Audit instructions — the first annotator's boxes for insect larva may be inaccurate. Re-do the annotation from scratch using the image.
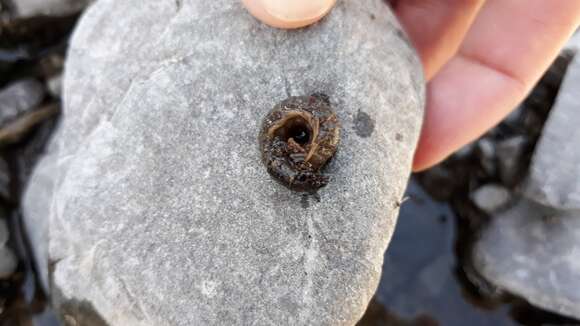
[259,94,340,192]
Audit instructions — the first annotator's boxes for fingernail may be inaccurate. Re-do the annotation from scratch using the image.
[242,0,336,29]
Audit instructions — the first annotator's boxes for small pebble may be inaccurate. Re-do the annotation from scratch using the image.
[471,184,512,215]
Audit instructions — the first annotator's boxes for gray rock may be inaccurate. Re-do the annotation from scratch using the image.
[470,184,511,215]
[0,246,17,279]
[13,0,93,17]
[496,136,528,187]
[566,31,580,52]
[0,79,45,128]
[23,0,424,325]
[524,55,580,209]
[473,198,580,319]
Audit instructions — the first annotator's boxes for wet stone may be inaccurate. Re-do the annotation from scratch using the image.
[474,198,580,320]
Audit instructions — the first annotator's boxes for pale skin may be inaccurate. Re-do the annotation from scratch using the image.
[242,0,580,171]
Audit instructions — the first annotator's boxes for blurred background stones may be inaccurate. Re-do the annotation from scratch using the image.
[0,0,72,324]
[9,0,92,18]
[0,79,44,127]
[473,52,580,320]
[415,43,580,323]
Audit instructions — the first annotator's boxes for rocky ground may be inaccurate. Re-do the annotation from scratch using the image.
[1,0,580,325]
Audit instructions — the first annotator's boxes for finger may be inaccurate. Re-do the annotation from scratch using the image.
[393,0,485,80]
[241,0,336,29]
[413,0,580,171]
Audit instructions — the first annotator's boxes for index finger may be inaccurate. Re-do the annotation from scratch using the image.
[413,0,580,171]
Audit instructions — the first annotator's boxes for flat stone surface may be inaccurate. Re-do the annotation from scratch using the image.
[12,0,93,17]
[524,54,580,209]
[0,79,44,127]
[474,198,580,319]
[23,0,424,325]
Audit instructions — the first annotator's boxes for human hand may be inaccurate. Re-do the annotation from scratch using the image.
[242,0,580,171]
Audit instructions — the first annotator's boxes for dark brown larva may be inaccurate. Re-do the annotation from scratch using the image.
[259,94,340,192]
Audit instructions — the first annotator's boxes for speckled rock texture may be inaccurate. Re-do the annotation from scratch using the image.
[22,0,425,325]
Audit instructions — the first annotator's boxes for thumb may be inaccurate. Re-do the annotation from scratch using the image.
[242,0,337,29]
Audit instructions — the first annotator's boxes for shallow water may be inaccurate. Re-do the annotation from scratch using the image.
[358,179,517,326]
